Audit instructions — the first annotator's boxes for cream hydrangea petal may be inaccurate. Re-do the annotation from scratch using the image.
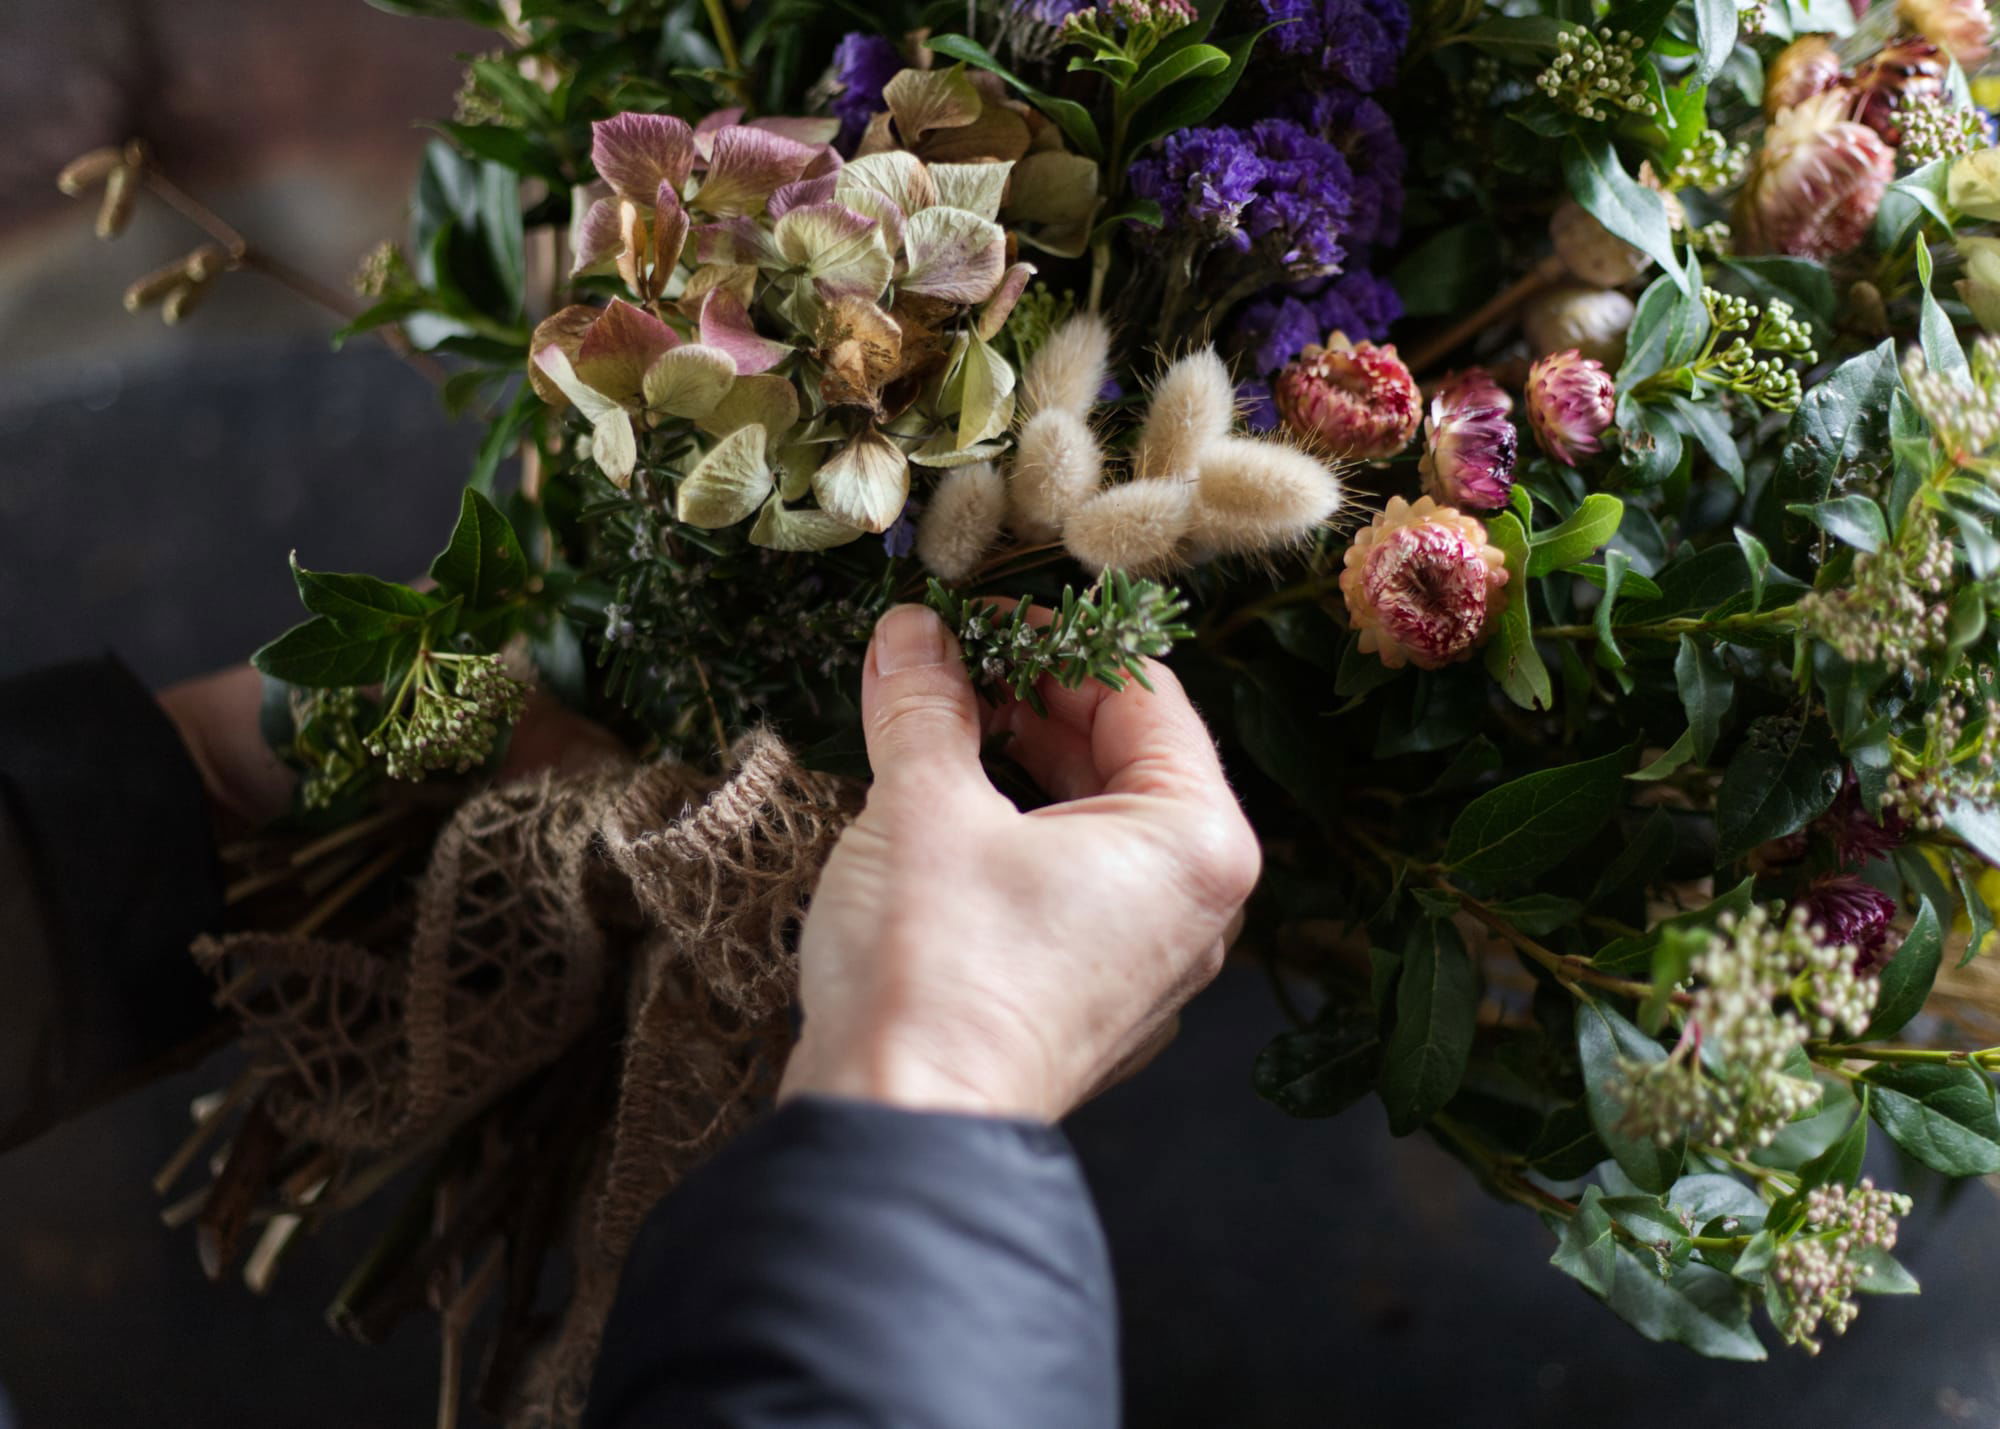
[675,422,771,528]
[928,161,1014,222]
[695,126,820,216]
[749,496,865,551]
[900,206,1007,304]
[642,343,737,418]
[812,429,909,532]
[835,151,937,219]
[698,373,802,440]
[533,345,638,487]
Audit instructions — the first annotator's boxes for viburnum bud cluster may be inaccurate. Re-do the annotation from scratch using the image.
[1774,1180,1914,1354]
[1419,369,1518,511]
[1617,906,1877,1157]
[364,650,529,782]
[1885,660,2000,829]
[1524,349,1615,465]
[1340,496,1510,670]
[1535,30,1660,122]
[1275,333,1422,460]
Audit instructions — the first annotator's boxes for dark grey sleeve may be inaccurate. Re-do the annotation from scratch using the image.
[0,657,223,1150]
[585,1096,1121,1429]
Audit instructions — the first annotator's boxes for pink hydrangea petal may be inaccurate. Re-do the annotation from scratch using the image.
[653,180,691,275]
[801,143,844,181]
[750,115,843,147]
[570,196,624,275]
[976,261,1036,342]
[696,127,821,216]
[700,286,793,375]
[769,173,840,220]
[694,215,783,268]
[591,113,697,203]
[573,297,681,401]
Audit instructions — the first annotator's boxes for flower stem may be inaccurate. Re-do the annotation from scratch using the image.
[1535,604,1800,642]
[1810,1041,2000,1067]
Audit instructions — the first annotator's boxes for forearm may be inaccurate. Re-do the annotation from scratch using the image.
[0,657,224,1149]
[585,1097,1120,1429]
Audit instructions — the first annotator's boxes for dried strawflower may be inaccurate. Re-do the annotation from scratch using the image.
[1340,496,1508,670]
[917,463,1008,582]
[1524,349,1615,465]
[1022,311,1112,418]
[1798,874,1900,973]
[1062,480,1193,575]
[1274,332,1421,459]
[1190,437,1343,554]
[1549,199,1650,287]
[1849,37,1948,146]
[1899,0,1992,68]
[1419,370,1518,511]
[1134,349,1236,481]
[1765,35,1843,119]
[1521,284,1636,366]
[1736,91,1894,261]
[1007,407,1104,541]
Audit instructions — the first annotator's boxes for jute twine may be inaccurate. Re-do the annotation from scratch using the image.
[191,730,861,1428]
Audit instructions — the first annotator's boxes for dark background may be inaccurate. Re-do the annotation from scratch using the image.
[2,3,1999,1424]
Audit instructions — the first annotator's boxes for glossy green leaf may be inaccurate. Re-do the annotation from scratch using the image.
[1713,715,1842,864]
[1867,899,1945,1038]
[1578,1001,1684,1193]
[1528,493,1625,576]
[1378,919,1478,1135]
[1864,1063,2000,1176]
[430,488,528,612]
[1444,748,1628,888]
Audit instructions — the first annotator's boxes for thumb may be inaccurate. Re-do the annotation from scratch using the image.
[861,604,986,795]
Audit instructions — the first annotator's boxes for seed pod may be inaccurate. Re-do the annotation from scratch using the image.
[57,146,123,196]
[1007,407,1102,541]
[917,463,1008,583]
[1021,312,1110,419]
[1133,347,1235,481]
[1062,480,1192,576]
[1190,437,1342,555]
[1521,283,1636,366]
[163,275,214,325]
[125,259,192,313]
[96,162,137,239]
[1549,199,1650,287]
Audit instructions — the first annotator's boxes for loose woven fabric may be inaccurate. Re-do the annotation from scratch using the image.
[193,733,860,1429]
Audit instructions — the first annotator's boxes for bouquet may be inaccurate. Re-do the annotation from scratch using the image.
[57,0,2000,1416]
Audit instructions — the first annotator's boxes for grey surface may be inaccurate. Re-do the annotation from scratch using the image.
[1,340,1998,1427]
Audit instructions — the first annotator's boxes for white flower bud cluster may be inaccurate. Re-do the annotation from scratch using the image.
[1885,660,2000,828]
[1536,31,1660,122]
[1801,513,1954,680]
[1669,131,1752,191]
[1895,93,1987,168]
[1905,338,2000,480]
[1701,293,1815,411]
[1774,1178,1914,1353]
[365,651,528,782]
[1617,907,1875,1156]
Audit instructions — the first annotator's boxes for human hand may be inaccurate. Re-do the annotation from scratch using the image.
[779,603,1262,1123]
[158,664,621,836]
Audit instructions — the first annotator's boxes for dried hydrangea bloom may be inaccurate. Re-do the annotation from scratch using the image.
[1524,349,1615,466]
[1763,34,1842,120]
[1273,332,1421,459]
[1899,0,1992,67]
[1340,495,1509,670]
[1418,369,1517,511]
[1735,91,1893,261]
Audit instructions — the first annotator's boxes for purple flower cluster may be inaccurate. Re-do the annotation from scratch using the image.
[1259,0,1410,91]
[829,32,902,149]
[1127,118,1355,272]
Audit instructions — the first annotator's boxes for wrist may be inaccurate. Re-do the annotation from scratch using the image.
[778,1027,1052,1122]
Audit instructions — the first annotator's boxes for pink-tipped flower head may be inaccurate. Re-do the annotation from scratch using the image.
[1341,496,1510,670]
[1525,349,1615,466]
[1275,332,1422,460]
[1818,770,1911,867]
[1850,37,1950,146]
[1419,369,1519,511]
[1764,35,1843,120]
[1797,874,1900,976]
[1736,91,1894,261]
[1899,0,1992,68]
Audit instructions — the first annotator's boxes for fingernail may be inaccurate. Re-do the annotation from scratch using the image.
[874,604,948,675]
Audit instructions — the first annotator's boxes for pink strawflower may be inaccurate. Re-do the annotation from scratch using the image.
[1819,771,1910,867]
[1798,874,1900,975]
[1341,495,1510,670]
[1525,349,1615,466]
[1275,332,1422,460]
[1419,369,1518,511]
[1736,91,1893,261]
[1899,0,1992,68]
[1764,35,1842,120]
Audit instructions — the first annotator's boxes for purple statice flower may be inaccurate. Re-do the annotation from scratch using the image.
[1260,0,1410,92]
[1231,272,1403,383]
[1243,118,1353,272]
[1299,90,1405,248]
[882,499,920,558]
[1313,269,1402,340]
[1128,126,1268,253]
[1237,377,1280,432]
[829,33,902,150]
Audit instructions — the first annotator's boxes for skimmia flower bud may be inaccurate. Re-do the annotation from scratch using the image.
[1899,0,1992,68]
[1419,370,1518,511]
[1274,332,1421,459]
[1798,874,1900,974]
[1736,92,1893,261]
[1340,496,1509,670]
[1764,35,1842,120]
[1849,37,1949,146]
[1524,349,1615,465]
